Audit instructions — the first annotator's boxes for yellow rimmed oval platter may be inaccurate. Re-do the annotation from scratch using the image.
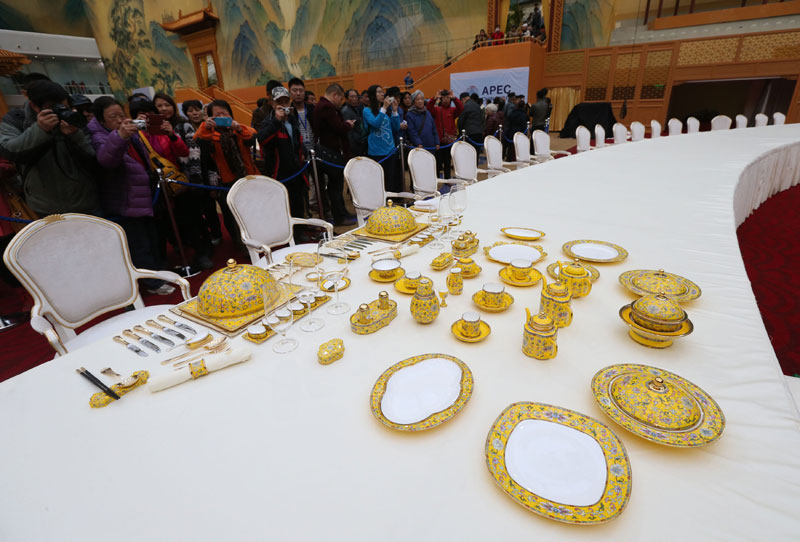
[500,227,546,241]
[562,240,628,263]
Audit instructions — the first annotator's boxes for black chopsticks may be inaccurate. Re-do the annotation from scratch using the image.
[76,367,121,400]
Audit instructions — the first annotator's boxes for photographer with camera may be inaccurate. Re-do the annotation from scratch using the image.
[0,80,98,216]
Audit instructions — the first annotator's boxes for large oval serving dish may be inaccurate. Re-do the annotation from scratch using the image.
[370,353,473,431]
[562,239,628,263]
[485,402,632,524]
[483,241,546,265]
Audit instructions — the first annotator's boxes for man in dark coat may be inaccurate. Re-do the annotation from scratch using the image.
[458,92,485,162]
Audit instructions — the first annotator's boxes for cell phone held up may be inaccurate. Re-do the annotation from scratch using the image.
[213,116,233,129]
[145,113,166,135]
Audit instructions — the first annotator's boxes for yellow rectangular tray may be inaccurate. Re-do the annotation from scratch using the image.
[243,295,330,344]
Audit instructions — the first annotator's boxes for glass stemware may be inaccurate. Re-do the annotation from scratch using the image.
[299,290,324,332]
[448,183,468,236]
[427,212,446,250]
[439,193,457,241]
[323,246,350,315]
[267,304,296,354]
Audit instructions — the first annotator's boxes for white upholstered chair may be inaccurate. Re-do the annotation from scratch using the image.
[484,135,527,171]
[451,140,501,183]
[2,213,191,356]
[686,117,700,133]
[576,125,593,152]
[227,175,333,266]
[667,118,682,135]
[513,131,541,165]
[612,123,628,144]
[774,112,786,125]
[532,130,571,160]
[594,124,606,148]
[710,115,732,131]
[408,148,462,197]
[735,114,748,129]
[650,120,662,138]
[344,157,418,226]
[630,121,645,142]
[755,113,768,127]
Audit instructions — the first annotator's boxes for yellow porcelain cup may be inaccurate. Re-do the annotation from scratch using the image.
[460,311,482,338]
[509,258,533,281]
[481,283,505,308]
[404,271,422,290]
[372,258,401,279]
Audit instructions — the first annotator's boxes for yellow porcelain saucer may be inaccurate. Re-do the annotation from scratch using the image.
[369,268,405,283]
[394,277,422,295]
[451,320,491,342]
[461,264,482,278]
[321,277,351,292]
[499,267,542,287]
[285,252,322,267]
[472,290,514,312]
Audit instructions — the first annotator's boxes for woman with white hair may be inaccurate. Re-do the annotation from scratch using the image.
[405,90,439,150]
[484,102,502,137]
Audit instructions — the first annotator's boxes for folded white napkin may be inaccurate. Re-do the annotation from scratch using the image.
[149,346,253,392]
[413,198,439,210]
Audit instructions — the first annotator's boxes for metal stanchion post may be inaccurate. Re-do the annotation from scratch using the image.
[399,137,406,193]
[461,130,466,142]
[309,151,325,221]
[155,164,198,278]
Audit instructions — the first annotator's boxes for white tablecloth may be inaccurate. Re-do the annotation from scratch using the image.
[2,126,800,541]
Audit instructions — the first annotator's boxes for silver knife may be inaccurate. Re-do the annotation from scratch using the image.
[146,320,186,340]
[122,330,160,353]
[113,336,148,357]
[133,325,174,346]
[157,315,197,335]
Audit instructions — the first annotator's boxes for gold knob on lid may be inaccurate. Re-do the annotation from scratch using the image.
[647,376,667,392]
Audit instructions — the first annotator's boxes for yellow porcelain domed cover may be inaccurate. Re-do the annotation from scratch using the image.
[631,293,686,332]
[365,200,417,235]
[197,259,278,318]
[610,373,701,431]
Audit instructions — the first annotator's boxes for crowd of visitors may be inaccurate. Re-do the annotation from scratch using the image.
[473,4,547,48]
[0,70,551,294]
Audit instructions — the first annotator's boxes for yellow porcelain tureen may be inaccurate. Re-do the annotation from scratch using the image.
[365,200,417,235]
[629,292,686,332]
[610,373,701,431]
[197,259,278,318]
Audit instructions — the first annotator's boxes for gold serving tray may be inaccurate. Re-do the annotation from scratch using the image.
[370,353,473,432]
[592,363,725,447]
[351,222,428,243]
[170,282,304,337]
[485,402,632,525]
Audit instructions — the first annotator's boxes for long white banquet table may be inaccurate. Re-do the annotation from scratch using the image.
[2,126,800,541]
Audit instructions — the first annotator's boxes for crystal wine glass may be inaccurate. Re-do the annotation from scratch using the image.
[439,192,457,240]
[427,212,446,250]
[448,183,468,236]
[267,303,296,354]
[323,246,350,315]
[299,290,324,332]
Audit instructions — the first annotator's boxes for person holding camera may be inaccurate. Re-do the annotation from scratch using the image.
[257,86,307,220]
[0,80,98,217]
[363,85,402,192]
[427,88,463,179]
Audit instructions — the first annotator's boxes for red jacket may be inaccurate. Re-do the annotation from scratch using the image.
[427,98,463,140]
[195,122,258,185]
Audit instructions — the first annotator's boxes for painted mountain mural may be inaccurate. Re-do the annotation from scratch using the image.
[5,0,486,94]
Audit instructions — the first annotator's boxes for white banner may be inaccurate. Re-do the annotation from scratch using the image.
[449,67,530,102]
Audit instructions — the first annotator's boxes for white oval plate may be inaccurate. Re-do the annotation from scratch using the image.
[485,243,546,264]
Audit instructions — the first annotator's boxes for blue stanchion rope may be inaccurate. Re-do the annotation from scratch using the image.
[0,215,33,224]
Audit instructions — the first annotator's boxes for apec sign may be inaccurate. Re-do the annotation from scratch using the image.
[450,68,529,101]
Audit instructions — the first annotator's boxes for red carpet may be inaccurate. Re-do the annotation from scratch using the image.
[2,185,799,381]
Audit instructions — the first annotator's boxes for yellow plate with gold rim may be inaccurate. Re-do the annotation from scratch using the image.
[394,276,429,295]
[547,262,600,282]
[619,269,701,301]
[472,290,514,312]
[500,227,546,241]
[486,402,632,524]
[369,268,405,283]
[591,364,725,447]
[499,267,543,287]
[370,353,473,431]
[451,320,491,342]
[483,241,547,265]
[321,277,351,292]
[562,239,628,263]
[285,252,322,267]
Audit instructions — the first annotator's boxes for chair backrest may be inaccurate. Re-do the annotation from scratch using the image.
[227,176,294,262]
[754,113,768,127]
[408,148,439,196]
[576,125,592,152]
[710,115,732,131]
[774,112,786,125]
[630,121,645,141]
[686,117,700,133]
[513,131,532,161]
[3,214,146,344]
[735,114,748,129]
[451,141,478,181]
[483,135,505,170]
[613,123,627,144]
[532,130,552,157]
[650,120,662,138]
[594,124,606,147]
[667,118,682,135]
[344,156,387,225]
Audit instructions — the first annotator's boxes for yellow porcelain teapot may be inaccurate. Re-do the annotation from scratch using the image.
[557,259,592,298]
[539,276,572,328]
[522,308,558,359]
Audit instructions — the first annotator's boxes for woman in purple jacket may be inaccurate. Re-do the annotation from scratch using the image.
[405,91,440,150]
[87,96,172,295]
